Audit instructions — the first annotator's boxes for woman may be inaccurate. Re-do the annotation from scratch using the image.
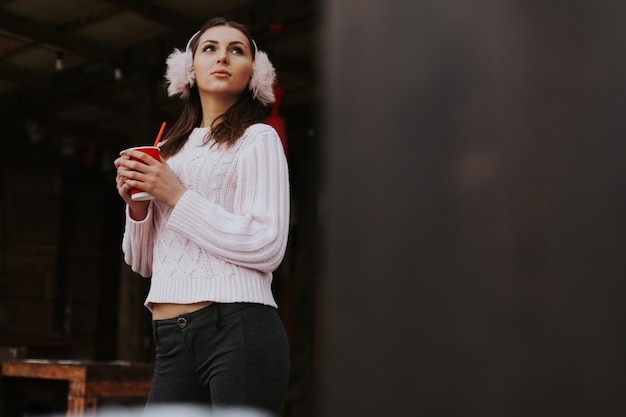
[113,17,290,416]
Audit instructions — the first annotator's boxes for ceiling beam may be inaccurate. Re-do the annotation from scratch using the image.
[102,0,201,33]
[0,11,120,62]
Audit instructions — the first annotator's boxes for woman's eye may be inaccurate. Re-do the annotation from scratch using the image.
[231,47,243,55]
[202,44,216,52]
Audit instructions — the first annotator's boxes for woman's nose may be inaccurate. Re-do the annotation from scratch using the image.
[217,50,228,64]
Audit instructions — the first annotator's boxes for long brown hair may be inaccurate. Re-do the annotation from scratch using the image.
[160,17,270,158]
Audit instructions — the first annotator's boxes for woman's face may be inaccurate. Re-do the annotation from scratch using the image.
[192,25,253,102]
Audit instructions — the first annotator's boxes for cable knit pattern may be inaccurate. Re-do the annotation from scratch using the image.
[122,123,289,310]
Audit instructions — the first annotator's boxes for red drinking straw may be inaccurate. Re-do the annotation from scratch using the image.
[153,122,166,147]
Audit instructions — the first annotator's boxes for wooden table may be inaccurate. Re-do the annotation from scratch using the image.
[1,359,153,416]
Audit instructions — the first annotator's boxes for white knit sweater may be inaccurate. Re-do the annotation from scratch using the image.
[122,123,290,310]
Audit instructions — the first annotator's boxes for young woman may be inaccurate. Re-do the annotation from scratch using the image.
[113,17,290,416]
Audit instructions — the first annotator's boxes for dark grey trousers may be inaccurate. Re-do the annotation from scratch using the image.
[146,303,290,416]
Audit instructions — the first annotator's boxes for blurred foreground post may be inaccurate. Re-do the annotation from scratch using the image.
[320,1,626,416]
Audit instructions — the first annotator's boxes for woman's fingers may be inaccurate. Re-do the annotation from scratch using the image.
[114,155,146,206]
[118,154,158,178]
[123,150,156,165]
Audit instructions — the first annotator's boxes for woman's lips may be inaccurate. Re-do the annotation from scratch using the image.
[211,70,231,78]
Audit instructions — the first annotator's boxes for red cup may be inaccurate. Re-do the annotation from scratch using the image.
[121,146,160,201]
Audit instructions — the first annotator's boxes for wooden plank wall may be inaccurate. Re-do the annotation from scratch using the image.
[1,161,61,337]
[0,145,115,359]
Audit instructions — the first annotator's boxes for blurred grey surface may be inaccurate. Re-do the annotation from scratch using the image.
[320,0,626,416]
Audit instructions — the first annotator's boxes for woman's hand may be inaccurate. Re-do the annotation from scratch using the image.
[114,153,147,220]
[114,150,186,213]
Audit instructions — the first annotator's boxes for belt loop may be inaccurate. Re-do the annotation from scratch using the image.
[216,304,222,330]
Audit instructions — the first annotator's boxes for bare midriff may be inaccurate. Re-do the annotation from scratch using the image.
[151,301,214,320]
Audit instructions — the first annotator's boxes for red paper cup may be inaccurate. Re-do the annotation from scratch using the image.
[121,146,160,201]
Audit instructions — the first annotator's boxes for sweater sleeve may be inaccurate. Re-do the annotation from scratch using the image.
[167,127,290,273]
[121,203,155,277]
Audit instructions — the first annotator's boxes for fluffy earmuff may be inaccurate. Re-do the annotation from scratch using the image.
[165,48,195,99]
[249,50,276,105]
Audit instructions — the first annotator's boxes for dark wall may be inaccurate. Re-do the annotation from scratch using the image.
[320,1,626,416]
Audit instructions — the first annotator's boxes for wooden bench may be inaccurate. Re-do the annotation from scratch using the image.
[1,359,153,416]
